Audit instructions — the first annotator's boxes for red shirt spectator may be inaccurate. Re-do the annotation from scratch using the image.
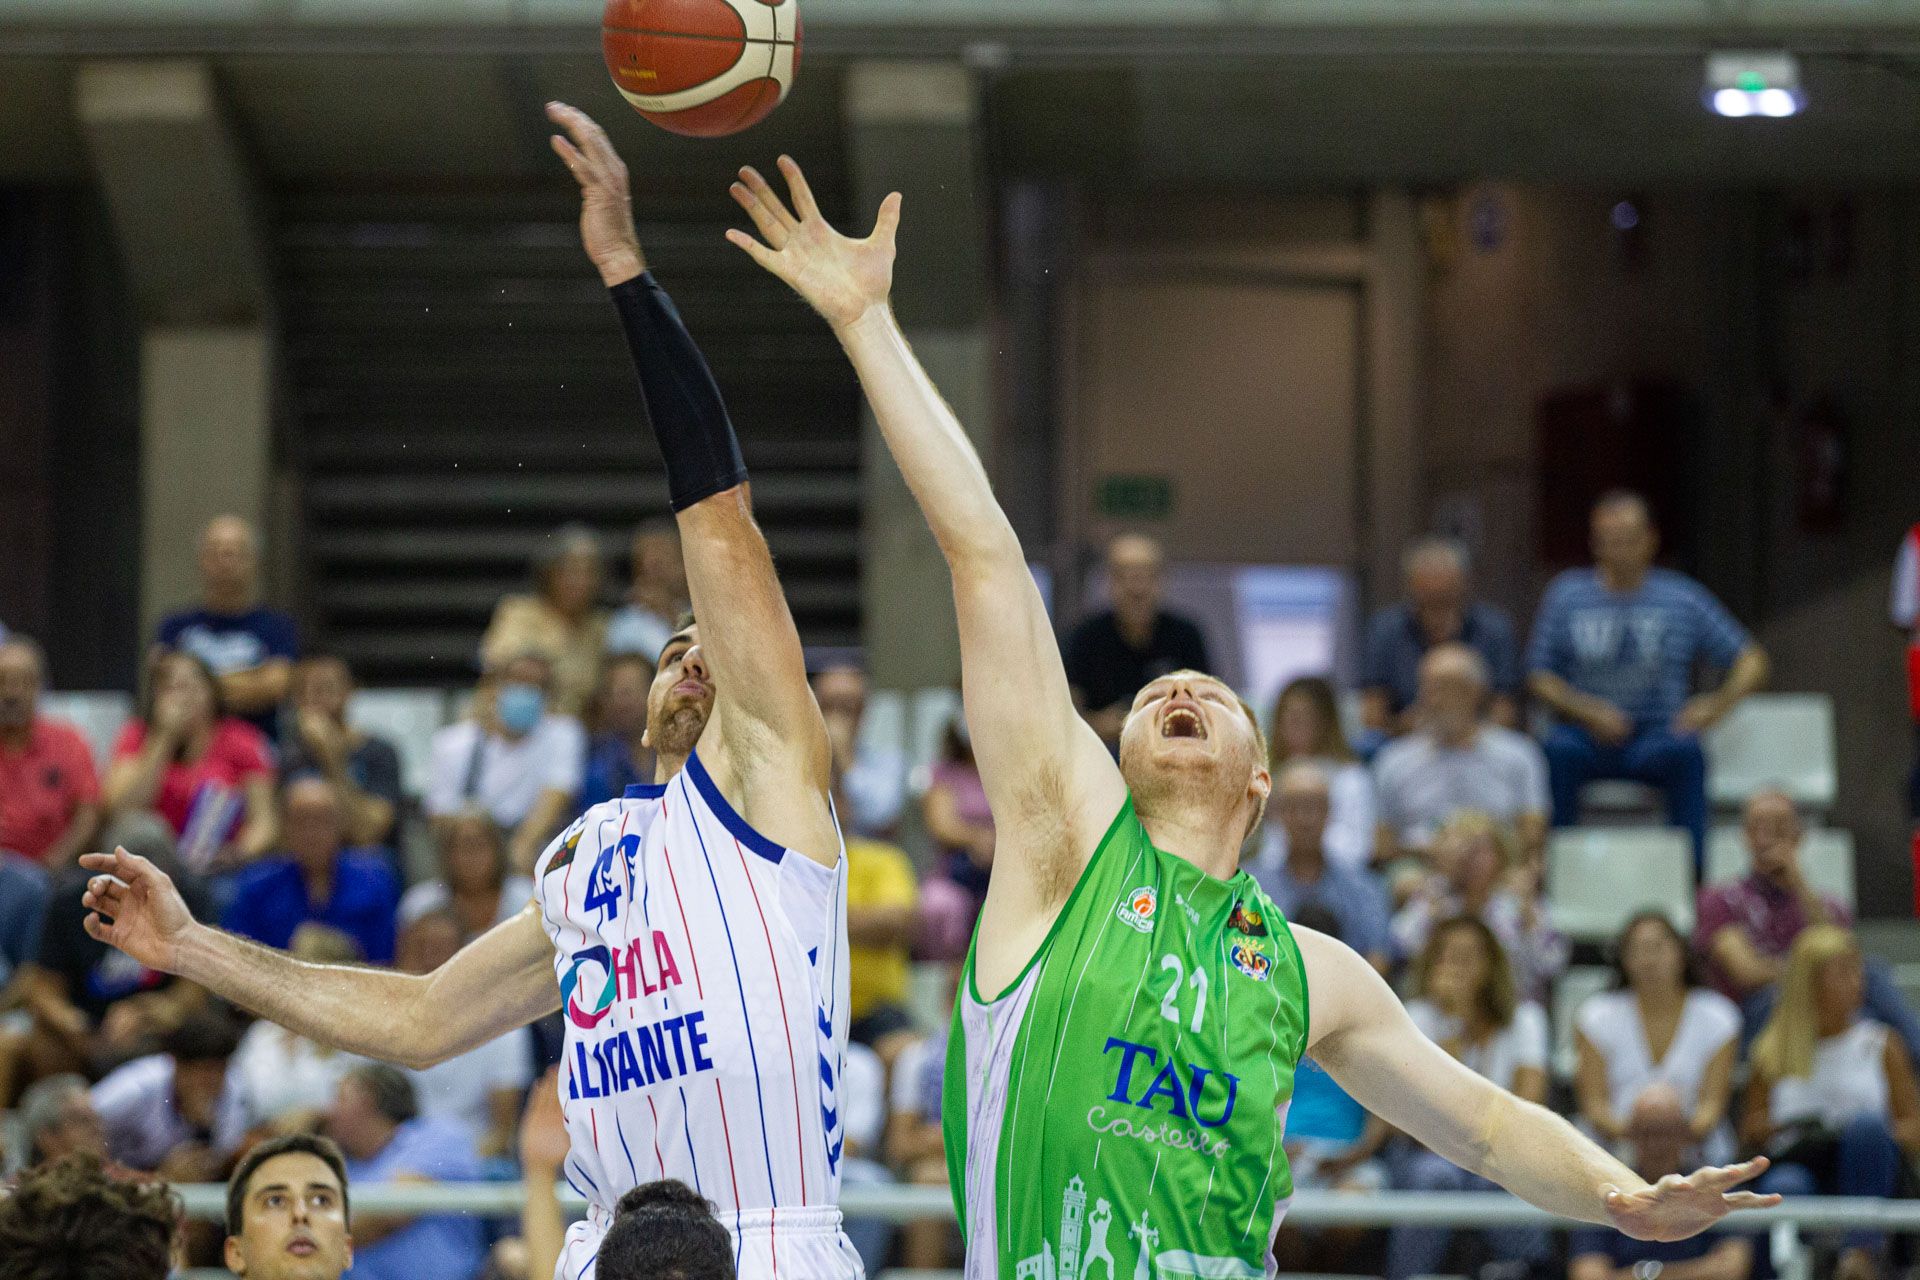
[1693,791,1850,1001]
[110,717,272,850]
[0,636,102,866]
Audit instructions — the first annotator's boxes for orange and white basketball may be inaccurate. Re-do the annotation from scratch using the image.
[602,0,800,138]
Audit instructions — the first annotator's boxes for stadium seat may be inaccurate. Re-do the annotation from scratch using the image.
[907,687,963,777]
[1550,965,1614,1080]
[1703,693,1836,812]
[859,688,908,774]
[1577,779,1666,824]
[1703,824,1855,912]
[1546,827,1694,943]
[346,688,452,798]
[39,690,133,770]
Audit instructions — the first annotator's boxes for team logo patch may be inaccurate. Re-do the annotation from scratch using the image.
[1117,886,1158,934]
[1229,941,1273,981]
[560,946,618,1029]
[1227,901,1269,937]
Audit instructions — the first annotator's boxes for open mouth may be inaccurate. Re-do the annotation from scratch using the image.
[1161,706,1206,740]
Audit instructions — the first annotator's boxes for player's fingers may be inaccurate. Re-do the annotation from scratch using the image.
[725,227,782,274]
[82,912,112,943]
[1723,1192,1782,1209]
[873,191,903,244]
[729,183,790,247]
[1697,1158,1767,1190]
[738,167,795,228]
[550,135,590,184]
[78,851,116,873]
[777,155,821,221]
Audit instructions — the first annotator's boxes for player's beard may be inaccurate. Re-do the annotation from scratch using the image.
[650,701,708,760]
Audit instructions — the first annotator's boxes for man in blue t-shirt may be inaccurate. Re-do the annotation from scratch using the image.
[157,515,300,740]
[222,776,398,964]
[1527,492,1769,863]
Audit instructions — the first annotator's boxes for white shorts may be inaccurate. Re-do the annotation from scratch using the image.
[556,1203,867,1280]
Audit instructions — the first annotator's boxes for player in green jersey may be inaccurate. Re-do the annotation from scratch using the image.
[726,158,1779,1280]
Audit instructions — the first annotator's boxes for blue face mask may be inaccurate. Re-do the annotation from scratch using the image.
[497,683,546,735]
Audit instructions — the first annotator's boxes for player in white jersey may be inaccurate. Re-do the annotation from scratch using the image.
[76,101,862,1280]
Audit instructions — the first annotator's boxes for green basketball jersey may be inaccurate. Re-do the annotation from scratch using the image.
[943,798,1310,1280]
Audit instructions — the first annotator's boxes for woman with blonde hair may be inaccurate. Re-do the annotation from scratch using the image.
[1262,675,1376,870]
[1742,925,1920,1280]
[1386,915,1550,1280]
[1389,810,1567,1000]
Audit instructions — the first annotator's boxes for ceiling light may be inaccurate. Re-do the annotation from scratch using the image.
[1704,51,1803,118]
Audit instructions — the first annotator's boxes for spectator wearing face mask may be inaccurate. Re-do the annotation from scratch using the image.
[424,651,584,873]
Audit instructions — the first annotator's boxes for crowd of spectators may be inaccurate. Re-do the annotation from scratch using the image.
[0,488,1911,1280]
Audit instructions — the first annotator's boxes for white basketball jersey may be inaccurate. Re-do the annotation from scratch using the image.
[535,751,859,1278]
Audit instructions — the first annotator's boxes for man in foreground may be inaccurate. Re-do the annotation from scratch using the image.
[224,1133,354,1280]
[727,155,1778,1279]
[79,102,857,1279]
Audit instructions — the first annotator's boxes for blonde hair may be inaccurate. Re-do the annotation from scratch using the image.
[1751,924,1859,1081]
[1438,810,1520,872]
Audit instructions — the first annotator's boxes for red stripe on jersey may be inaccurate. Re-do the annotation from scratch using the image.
[646,1095,668,1178]
[714,1077,744,1213]
[731,834,811,1204]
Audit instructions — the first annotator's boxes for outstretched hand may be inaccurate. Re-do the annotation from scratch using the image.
[78,846,200,974]
[518,1066,571,1174]
[547,100,646,287]
[726,156,900,330]
[1604,1157,1780,1242]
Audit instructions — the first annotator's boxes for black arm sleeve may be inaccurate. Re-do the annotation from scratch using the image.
[610,272,748,512]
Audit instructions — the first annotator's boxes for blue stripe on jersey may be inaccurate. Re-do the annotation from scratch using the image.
[623,782,668,800]
[684,776,783,1204]
[677,1085,703,1194]
[685,750,785,864]
[613,1111,638,1185]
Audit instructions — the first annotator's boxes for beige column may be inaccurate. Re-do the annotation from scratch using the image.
[76,60,274,638]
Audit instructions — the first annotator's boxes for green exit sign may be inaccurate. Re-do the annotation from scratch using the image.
[1097,474,1174,520]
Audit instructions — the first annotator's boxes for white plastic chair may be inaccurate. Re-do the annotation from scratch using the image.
[1551,965,1615,1080]
[1703,693,1836,812]
[39,690,134,770]
[907,687,964,779]
[1704,824,1855,913]
[346,688,452,798]
[1547,827,1695,943]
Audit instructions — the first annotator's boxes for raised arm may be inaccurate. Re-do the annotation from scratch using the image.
[1297,926,1777,1240]
[727,159,1126,919]
[78,846,557,1069]
[547,104,833,863]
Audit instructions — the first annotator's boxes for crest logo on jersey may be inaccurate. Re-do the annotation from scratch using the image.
[1226,901,1269,937]
[1229,941,1272,981]
[560,946,618,1029]
[1117,886,1158,933]
[541,819,588,878]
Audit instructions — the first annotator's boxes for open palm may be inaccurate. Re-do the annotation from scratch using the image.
[726,156,900,330]
[1605,1158,1780,1242]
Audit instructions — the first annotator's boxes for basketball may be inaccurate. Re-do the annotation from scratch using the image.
[602,0,800,138]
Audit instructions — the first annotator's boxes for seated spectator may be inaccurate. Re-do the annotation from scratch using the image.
[0,633,102,866]
[606,517,689,663]
[0,849,50,998]
[888,1028,955,1271]
[225,926,369,1138]
[1268,676,1375,871]
[92,1008,245,1179]
[325,1063,484,1280]
[17,1073,108,1168]
[1696,788,1920,1060]
[1279,903,1389,1190]
[0,1154,180,1280]
[394,911,532,1160]
[398,807,534,941]
[1250,763,1390,973]
[578,653,653,809]
[1528,491,1769,864]
[1391,812,1567,1001]
[841,775,920,1061]
[1569,1084,1756,1280]
[279,655,403,848]
[425,651,584,873]
[919,717,993,961]
[222,776,399,965]
[1373,643,1548,866]
[1387,916,1550,1280]
[1064,533,1211,750]
[105,648,277,872]
[224,1133,354,1280]
[17,815,210,1085]
[1574,912,1740,1166]
[480,523,608,718]
[1360,535,1521,752]
[1744,926,1920,1280]
[838,1040,895,1275]
[158,514,299,739]
[814,663,906,838]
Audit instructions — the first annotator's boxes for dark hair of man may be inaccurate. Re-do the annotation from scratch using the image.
[226,1133,351,1236]
[162,1008,242,1064]
[596,1179,735,1280]
[347,1062,419,1125]
[0,1154,180,1280]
